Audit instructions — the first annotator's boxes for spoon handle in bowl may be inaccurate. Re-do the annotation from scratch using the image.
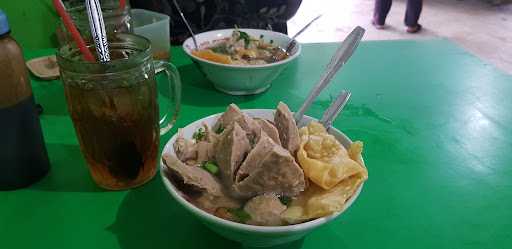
[294,26,365,125]
[172,0,198,50]
[320,90,351,128]
[285,14,323,52]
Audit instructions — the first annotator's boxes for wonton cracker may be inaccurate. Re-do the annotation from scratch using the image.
[282,121,368,224]
[281,174,365,224]
[297,122,367,189]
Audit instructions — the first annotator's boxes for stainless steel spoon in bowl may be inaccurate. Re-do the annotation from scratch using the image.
[320,90,351,129]
[271,14,323,62]
[172,0,198,50]
[294,26,365,125]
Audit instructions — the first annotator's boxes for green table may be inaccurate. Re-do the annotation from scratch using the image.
[2,40,511,249]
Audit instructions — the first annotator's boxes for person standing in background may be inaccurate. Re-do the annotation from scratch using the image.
[372,0,423,33]
[130,0,303,44]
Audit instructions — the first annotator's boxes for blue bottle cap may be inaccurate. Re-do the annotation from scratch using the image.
[0,9,10,36]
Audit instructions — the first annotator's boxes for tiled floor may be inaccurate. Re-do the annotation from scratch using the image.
[288,0,512,74]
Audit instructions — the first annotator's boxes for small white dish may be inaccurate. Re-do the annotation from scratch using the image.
[26,55,60,80]
[182,29,301,95]
[160,109,364,247]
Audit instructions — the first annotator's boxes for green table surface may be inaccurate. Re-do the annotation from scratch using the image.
[1,40,511,249]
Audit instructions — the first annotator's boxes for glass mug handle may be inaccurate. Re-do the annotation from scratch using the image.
[153,60,182,135]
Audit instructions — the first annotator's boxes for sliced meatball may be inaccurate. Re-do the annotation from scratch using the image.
[214,104,261,143]
[162,154,240,213]
[196,141,215,163]
[214,122,252,187]
[244,194,287,226]
[235,132,275,187]
[274,102,300,154]
[234,138,306,198]
[174,129,197,162]
[254,118,281,145]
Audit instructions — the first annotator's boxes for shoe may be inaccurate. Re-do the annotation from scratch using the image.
[372,19,386,30]
[406,24,422,33]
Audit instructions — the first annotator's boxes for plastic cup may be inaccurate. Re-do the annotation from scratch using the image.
[132,9,170,60]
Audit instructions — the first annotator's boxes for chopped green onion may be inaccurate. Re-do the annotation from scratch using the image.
[211,44,229,54]
[248,136,256,146]
[201,161,219,175]
[215,124,224,134]
[279,196,292,206]
[228,208,252,223]
[237,31,251,48]
[269,39,274,44]
[259,34,264,39]
[192,128,206,141]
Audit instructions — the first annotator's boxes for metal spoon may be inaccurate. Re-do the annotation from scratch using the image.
[271,14,322,62]
[285,14,322,52]
[294,26,365,125]
[172,0,198,50]
[320,90,351,128]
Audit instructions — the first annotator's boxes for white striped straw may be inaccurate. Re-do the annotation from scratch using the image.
[59,0,66,10]
[85,0,110,62]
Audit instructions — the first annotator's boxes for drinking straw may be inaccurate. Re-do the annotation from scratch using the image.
[85,0,111,62]
[119,0,126,10]
[52,0,95,62]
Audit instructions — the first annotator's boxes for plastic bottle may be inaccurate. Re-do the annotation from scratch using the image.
[0,9,50,190]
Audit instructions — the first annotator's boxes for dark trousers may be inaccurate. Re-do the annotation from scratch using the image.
[373,0,423,27]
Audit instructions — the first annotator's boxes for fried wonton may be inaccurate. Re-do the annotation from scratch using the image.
[281,121,368,224]
[281,173,365,224]
[297,121,367,190]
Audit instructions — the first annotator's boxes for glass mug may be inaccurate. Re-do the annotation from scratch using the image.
[56,0,133,47]
[57,33,181,190]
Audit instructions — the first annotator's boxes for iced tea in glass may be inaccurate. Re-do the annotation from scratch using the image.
[57,33,180,190]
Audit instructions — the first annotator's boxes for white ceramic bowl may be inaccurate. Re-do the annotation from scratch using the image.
[182,29,301,95]
[160,109,364,247]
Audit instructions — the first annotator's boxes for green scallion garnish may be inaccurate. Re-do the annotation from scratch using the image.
[279,196,292,206]
[192,128,206,141]
[248,136,256,146]
[228,208,252,223]
[215,124,224,134]
[237,31,251,48]
[201,161,219,175]
[211,44,229,54]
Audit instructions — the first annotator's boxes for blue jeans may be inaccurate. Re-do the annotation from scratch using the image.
[374,0,423,27]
